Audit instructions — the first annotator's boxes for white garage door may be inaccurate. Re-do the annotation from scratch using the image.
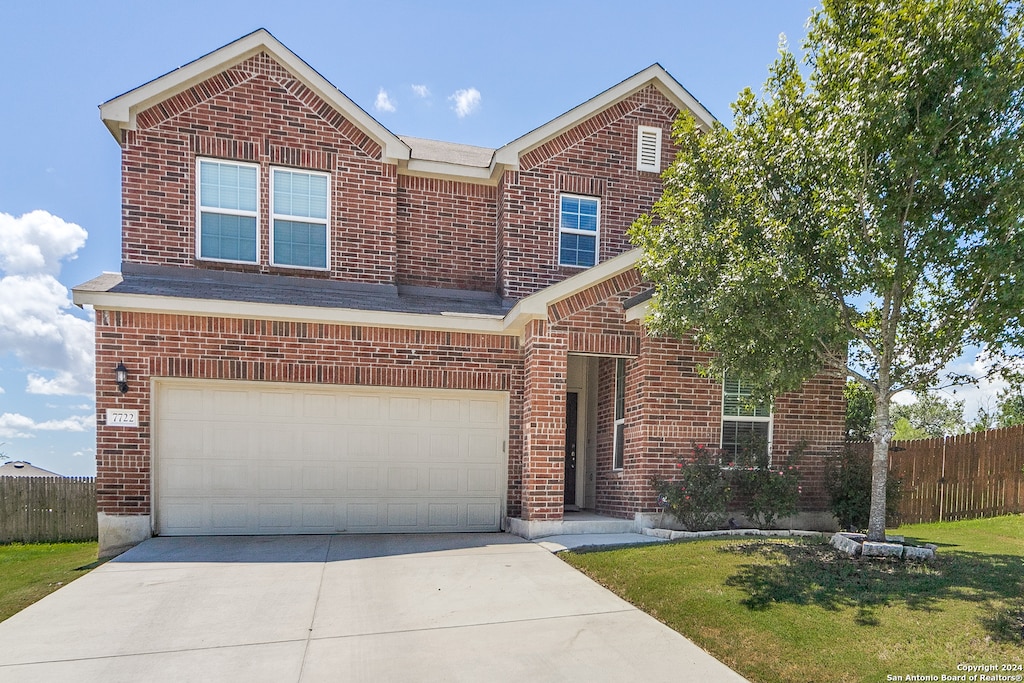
[154,380,508,535]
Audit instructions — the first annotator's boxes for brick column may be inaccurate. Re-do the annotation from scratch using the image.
[521,319,568,520]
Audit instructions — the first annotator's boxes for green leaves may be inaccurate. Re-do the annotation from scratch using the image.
[631,0,1024,403]
[632,0,1024,541]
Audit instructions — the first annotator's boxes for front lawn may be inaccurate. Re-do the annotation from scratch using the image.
[0,542,99,622]
[562,515,1024,683]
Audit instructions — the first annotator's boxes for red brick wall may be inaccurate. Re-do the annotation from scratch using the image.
[93,310,525,517]
[122,52,398,285]
[519,319,568,520]
[498,85,679,299]
[396,176,497,291]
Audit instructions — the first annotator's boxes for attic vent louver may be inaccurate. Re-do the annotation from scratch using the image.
[636,125,662,172]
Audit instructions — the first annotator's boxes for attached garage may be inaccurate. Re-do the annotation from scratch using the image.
[153,380,509,535]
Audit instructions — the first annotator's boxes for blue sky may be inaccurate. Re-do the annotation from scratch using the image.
[0,1,1002,476]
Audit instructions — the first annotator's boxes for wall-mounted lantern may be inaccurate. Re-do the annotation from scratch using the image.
[115,362,129,394]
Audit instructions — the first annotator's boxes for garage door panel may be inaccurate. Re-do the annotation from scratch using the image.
[156,382,507,535]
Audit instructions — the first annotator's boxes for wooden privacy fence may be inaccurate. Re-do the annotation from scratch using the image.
[855,425,1024,525]
[0,477,98,543]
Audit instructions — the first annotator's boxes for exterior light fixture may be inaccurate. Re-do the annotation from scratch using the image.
[115,362,129,394]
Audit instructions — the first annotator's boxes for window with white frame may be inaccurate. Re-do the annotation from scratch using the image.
[271,167,330,269]
[636,125,662,172]
[197,159,259,263]
[721,373,772,459]
[613,358,626,469]
[558,194,599,268]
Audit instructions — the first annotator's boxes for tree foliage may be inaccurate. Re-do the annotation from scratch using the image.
[891,391,966,438]
[845,380,875,441]
[631,0,1024,541]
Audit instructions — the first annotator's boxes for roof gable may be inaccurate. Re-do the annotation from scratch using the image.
[99,29,410,163]
[494,64,716,167]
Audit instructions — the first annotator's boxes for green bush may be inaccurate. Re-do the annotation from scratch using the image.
[825,446,902,530]
[651,444,732,531]
[731,440,803,529]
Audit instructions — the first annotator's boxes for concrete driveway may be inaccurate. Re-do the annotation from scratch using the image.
[0,534,746,682]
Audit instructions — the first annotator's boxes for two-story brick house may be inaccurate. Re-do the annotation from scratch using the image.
[74,30,845,556]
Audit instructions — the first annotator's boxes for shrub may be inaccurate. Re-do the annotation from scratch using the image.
[825,446,902,531]
[651,444,732,531]
[731,439,803,529]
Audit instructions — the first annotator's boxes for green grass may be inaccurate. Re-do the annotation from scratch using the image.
[0,542,99,622]
[562,515,1024,683]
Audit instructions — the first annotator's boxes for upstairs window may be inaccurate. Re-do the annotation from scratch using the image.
[636,125,662,172]
[558,194,599,268]
[197,159,258,263]
[721,373,772,459]
[271,168,330,270]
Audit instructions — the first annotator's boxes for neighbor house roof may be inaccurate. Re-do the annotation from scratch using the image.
[0,461,63,477]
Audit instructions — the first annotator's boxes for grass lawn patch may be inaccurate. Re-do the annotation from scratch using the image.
[562,515,1024,683]
[0,542,99,622]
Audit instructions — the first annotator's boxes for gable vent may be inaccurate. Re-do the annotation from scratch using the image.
[637,125,662,172]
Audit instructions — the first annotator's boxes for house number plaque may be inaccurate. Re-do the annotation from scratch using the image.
[106,409,139,428]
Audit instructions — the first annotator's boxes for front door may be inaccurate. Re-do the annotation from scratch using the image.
[564,392,578,506]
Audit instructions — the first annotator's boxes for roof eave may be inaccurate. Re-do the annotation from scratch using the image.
[494,64,716,167]
[98,29,410,162]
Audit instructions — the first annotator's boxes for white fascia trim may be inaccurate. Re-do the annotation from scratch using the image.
[506,249,641,322]
[100,29,410,162]
[624,298,651,323]
[494,64,717,167]
[72,289,510,335]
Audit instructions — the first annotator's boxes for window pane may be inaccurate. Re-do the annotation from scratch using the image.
[273,219,327,268]
[723,373,770,417]
[561,196,579,214]
[274,169,328,220]
[614,359,626,420]
[200,213,257,262]
[721,420,770,459]
[200,161,256,212]
[613,422,625,469]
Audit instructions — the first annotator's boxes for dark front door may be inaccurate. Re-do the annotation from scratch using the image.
[564,392,578,506]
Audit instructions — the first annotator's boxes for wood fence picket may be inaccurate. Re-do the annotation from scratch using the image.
[0,477,98,543]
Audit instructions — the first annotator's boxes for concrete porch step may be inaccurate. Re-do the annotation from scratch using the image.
[506,515,637,540]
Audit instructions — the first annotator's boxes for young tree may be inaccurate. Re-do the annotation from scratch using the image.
[630,0,1024,542]
[891,392,966,438]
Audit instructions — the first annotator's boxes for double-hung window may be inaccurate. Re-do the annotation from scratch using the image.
[197,159,259,263]
[721,373,772,459]
[558,194,599,268]
[613,358,626,469]
[271,168,330,270]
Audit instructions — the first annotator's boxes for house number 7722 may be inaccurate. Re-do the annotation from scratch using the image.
[106,409,139,428]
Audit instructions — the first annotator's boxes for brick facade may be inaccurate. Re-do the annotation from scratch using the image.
[87,35,847,550]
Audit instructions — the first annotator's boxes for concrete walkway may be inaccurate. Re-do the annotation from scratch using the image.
[0,534,746,682]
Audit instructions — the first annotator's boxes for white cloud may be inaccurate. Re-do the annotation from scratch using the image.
[374,88,396,113]
[411,84,430,98]
[27,372,91,396]
[449,88,481,118]
[0,211,94,397]
[0,210,87,276]
[0,385,5,394]
[0,413,36,438]
[0,412,94,439]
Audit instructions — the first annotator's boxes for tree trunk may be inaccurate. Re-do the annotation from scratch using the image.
[867,395,892,542]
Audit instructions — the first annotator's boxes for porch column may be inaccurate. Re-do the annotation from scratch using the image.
[521,319,568,520]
